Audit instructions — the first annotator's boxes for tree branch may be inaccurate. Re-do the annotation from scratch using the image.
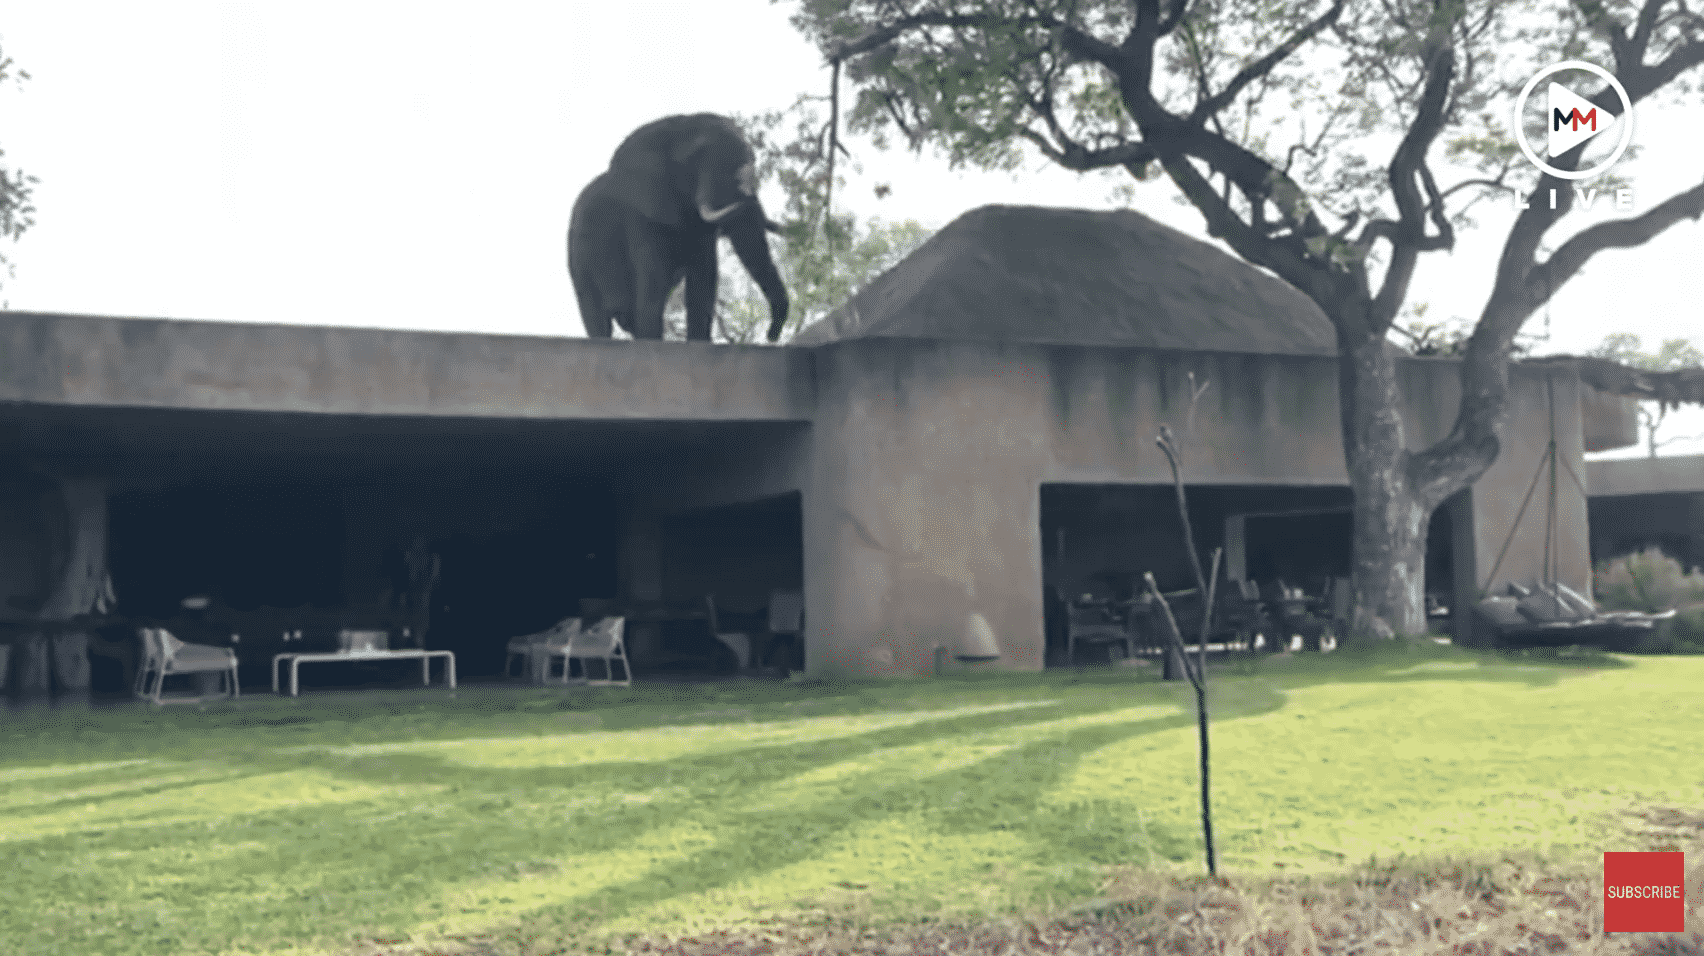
[1372,10,1459,328]
[828,12,1124,73]
[1188,0,1347,124]
[1530,178,1704,305]
[1017,128,1158,171]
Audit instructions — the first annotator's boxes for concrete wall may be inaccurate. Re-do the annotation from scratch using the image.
[1587,454,1704,573]
[1587,454,1704,497]
[790,340,1590,674]
[0,313,1597,677]
[0,312,814,422]
[1458,370,1592,616]
[1580,387,1641,453]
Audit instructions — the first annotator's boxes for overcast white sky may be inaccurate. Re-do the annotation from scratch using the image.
[0,2,1699,456]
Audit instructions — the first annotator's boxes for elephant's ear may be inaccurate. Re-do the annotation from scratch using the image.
[607,116,741,227]
[604,146,683,227]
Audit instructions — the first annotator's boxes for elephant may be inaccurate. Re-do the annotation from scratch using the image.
[568,113,790,343]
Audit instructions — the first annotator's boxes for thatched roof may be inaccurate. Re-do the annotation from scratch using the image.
[791,205,1339,355]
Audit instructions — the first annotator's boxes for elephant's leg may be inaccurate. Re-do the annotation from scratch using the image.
[573,283,612,338]
[627,221,679,340]
[682,234,719,342]
[568,186,630,339]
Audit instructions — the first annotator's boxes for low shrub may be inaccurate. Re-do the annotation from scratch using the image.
[1630,604,1704,655]
[1594,547,1704,613]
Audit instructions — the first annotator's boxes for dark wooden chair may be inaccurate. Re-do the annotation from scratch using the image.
[763,590,805,672]
[1215,579,1269,653]
[1061,590,1134,664]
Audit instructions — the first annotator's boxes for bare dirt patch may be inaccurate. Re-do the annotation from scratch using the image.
[347,806,1704,956]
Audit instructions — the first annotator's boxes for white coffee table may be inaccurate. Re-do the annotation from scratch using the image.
[271,649,456,697]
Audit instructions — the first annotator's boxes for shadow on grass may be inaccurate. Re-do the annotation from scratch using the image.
[470,711,1210,946]
[1,641,1675,955]
[5,692,1217,953]
[1207,640,1632,690]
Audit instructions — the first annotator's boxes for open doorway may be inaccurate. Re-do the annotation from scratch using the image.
[110,480,345,618]
[1040,483,1356,665]
[105,473,621,688]
[430,487,619,678]
[659,492,804,675]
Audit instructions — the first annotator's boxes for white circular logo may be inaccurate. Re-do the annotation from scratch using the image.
[1512,60,1634,180]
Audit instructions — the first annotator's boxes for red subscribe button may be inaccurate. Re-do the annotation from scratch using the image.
[1604,852,1685,933]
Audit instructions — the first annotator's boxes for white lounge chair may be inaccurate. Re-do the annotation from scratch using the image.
[705,596,751,671]
[135,627,239,705]
[504,617,581,682]
[544,616,630,686]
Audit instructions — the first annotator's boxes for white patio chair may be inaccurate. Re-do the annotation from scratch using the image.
[544,616,631,686]
[705,596,751,671]
[504,617,581,681]
[135,627,239,705]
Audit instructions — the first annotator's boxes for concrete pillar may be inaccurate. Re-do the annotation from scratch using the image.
[1452,370,1592,646]
[803,342,1048,677]
[1223,515,1248,581]
[1448,490,1481,647]
[14,634,50,699]
[617,505,664,663]
[1687,494,1704,573]
[51,631,90,706]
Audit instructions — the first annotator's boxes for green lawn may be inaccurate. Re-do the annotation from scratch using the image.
[3,644,1700,955]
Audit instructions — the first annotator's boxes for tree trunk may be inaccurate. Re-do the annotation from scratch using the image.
[39,478,108,621]
[1339,330,1431,639]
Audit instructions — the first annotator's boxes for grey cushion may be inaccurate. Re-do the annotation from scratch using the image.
[1516,593,1578,624]
[1476,597,1528,630]
[170,643,234,669]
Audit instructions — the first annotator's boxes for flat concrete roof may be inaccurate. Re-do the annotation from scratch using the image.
[1587,454,1704,496]
[0,311,815,422]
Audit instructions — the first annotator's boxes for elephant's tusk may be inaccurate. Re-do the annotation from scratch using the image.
[698,201,743,223]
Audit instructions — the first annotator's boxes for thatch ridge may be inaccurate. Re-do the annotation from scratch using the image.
[792,204,1339,356]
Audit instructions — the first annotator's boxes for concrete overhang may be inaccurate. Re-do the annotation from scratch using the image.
[1586,454,1704,497]
[0,311,815,422]
[1580,386,1641,453]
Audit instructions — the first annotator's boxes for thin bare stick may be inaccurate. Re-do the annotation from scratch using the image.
[1144,571,1216,877]
[1157,425,1210,600]
[1201,547,1221,680]
[826,60,840,255]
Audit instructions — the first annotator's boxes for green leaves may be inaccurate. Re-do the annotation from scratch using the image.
[1585,332,1704,455]
[1589,332,1704,374]
[0,38,37,299]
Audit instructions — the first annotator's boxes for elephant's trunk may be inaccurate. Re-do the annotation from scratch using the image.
[726,220,789,343]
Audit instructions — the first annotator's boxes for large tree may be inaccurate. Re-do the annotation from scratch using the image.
[789,0,1704,637]
[0,37,37,303]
